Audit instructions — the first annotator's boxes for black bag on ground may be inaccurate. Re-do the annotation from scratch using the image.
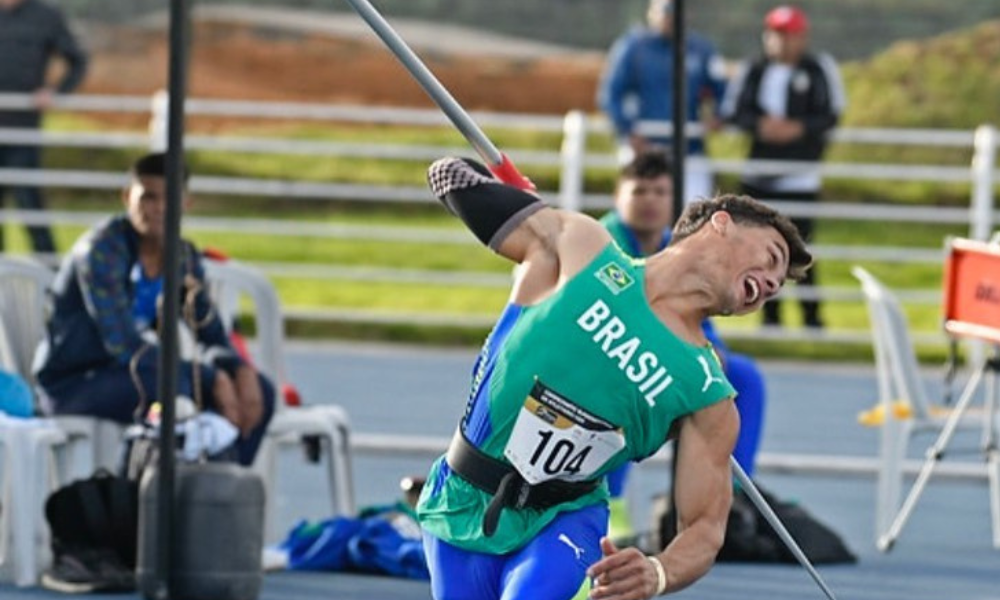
[43,469,139,593]
[654,483,857,564]
[45,469,139,568]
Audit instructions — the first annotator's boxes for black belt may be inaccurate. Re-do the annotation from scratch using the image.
[445,429,600,537]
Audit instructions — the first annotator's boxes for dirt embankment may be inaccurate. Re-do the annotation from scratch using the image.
[79,18,605,117]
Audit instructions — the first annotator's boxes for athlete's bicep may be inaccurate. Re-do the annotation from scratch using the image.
[494,206,565,263]
[663,399,738,584]
[506,212,613,305]
[675,399,738,522]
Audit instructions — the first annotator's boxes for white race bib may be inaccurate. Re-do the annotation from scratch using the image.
[504,380,625,485]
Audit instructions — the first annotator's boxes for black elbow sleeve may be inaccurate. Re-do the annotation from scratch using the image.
[427,157,544,250]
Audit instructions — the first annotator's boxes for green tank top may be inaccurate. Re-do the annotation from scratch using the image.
[417,242,735,554]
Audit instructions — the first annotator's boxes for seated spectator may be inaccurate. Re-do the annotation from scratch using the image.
[599,150,767,540]
[32,152,275,465]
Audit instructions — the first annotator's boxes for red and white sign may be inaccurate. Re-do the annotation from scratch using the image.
[942,238,1000,343]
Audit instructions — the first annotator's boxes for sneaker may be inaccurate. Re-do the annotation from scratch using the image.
[41,546,135,594]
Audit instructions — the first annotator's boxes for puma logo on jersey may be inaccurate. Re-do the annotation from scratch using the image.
[558,533,585,560]
[697,355,725,392]
[577,299,673,407]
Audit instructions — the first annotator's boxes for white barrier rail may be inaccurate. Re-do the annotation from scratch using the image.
[0,93,996,343]
[0,207,957,272]
[350,431,990,481]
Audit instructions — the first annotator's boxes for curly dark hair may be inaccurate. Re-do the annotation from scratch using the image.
[671,193,813,281]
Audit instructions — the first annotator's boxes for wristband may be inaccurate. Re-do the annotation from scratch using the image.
[646,555,667,596]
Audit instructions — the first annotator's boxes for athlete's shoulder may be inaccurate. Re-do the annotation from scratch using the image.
[560,211,614,262]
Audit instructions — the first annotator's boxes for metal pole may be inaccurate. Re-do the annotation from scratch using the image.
[340,0,532,190]
[730,457,840,600]
[341,0,499,165]
[152,0,189,597]
[670,0,686,223]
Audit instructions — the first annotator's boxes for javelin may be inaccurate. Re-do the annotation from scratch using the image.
[342,0,534,190]
[731,457,840,600]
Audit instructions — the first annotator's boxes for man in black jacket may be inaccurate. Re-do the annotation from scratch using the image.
[721,5,845,329]
[0,0,88,255]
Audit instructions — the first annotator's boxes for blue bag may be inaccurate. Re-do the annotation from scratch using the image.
[280,517,364,571]
[278,504,429,580]
[0,369,33,418]
[347,517,430,580]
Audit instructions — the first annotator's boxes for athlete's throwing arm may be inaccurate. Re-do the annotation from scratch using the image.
[419,157,809,600]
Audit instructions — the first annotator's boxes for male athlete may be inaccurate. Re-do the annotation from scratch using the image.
[416,157,811,600]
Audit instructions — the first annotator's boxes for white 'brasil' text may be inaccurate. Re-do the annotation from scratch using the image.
[576,299,673,406]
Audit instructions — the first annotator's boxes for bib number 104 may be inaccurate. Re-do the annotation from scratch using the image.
[529,430,593,476]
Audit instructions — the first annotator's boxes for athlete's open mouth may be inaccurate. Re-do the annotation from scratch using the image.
[744,277,761,305]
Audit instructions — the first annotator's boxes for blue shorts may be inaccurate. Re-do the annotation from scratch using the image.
[422,502,608,600]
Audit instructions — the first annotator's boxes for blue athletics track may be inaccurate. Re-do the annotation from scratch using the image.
[4,341,997,600]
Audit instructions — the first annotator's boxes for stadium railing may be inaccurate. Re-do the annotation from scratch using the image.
[0,92,996,347]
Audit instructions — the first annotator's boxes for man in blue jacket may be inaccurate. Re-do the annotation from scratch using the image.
[597,0,728,204]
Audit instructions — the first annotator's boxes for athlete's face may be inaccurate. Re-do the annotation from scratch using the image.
[614,175,674,240]
[711,214,789,316]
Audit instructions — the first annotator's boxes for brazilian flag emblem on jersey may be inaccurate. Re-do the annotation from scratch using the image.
[596,262,634,294]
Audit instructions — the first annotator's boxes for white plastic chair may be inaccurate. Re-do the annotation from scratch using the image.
[203,258,355,540]
[0,257,55,381]
[0,415,66,586]
[852,266,985,541]
[0,257,71,586]
[0,257,121,479]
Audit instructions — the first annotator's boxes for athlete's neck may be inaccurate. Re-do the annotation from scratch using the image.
[643,250,712,344]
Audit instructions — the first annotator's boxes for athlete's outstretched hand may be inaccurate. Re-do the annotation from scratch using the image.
[587,537,663,599]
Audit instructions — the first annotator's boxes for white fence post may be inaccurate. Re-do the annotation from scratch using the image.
[559,110,586,212]
[970,124,997,241]
[965,124,997,367]
[149,90,169,152]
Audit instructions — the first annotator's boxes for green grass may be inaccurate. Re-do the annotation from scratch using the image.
[17,183,962,363]
[11,206,959,362]
[29,20,1000,361]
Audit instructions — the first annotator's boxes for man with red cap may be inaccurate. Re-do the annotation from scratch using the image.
[720,5,846,330]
